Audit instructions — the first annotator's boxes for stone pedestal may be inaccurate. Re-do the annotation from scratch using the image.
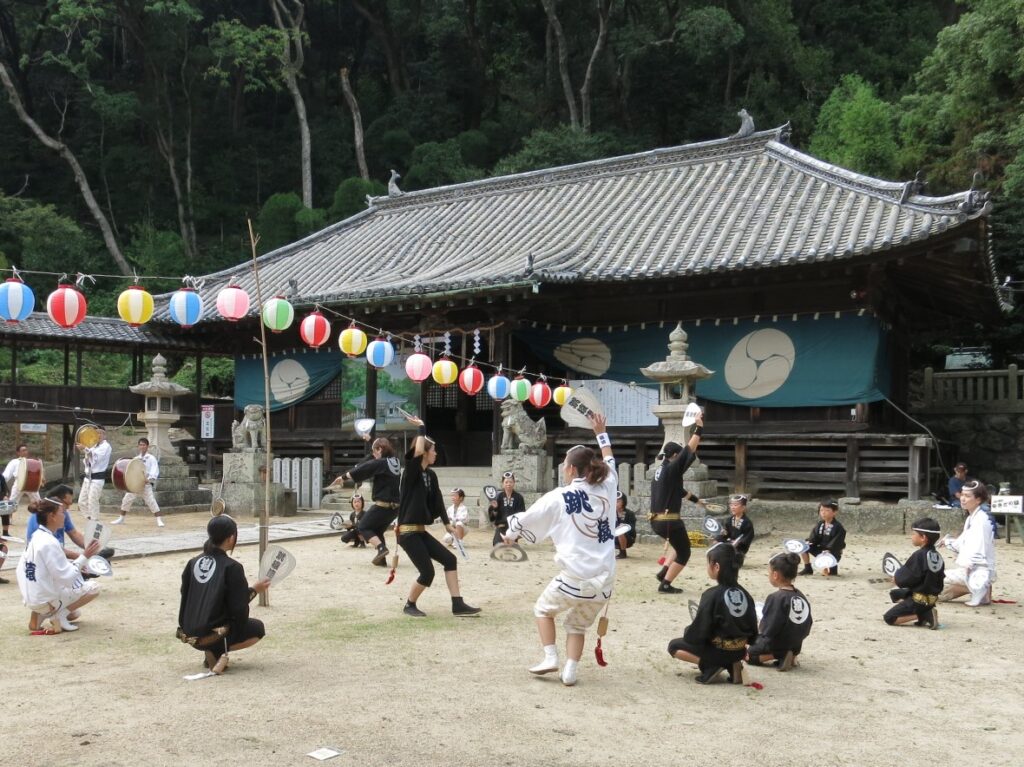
[220,451,296,517]
[492,451,554,493]
[100,452,212,516]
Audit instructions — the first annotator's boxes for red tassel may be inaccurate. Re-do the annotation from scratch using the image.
[594,638,608,667]
[385,569,396,585]
[746,681,764,690]
[657,556,666,566]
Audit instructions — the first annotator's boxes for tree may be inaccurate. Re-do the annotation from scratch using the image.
[268,0,314,208]
[809,74,899,178]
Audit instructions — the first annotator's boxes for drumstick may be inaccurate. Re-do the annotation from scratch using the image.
[385,553,399,585]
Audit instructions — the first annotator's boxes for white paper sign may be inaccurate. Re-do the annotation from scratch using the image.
[990,495,1023,515]
[201,405,215,440]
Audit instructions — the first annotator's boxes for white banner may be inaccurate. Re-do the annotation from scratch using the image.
[990,495,1023,515]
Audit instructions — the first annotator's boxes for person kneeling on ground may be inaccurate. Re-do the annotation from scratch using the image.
[938,481,995,607]
[16,498,101,633]
[800,499,846,576]
[614,491,637,559]
[747,552,812,670]
[884,517,944,629]
[177,516,271,674]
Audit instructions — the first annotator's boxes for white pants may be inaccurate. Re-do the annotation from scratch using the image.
[121,483,160,515]
[78,479,105,520]
[944,566,994,605]
[534,573,612,634]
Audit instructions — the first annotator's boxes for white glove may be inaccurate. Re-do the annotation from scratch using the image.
[73,554,88,572]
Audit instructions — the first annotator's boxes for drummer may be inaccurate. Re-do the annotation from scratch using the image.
[112,438,163,527]
[77,426,112,521]
[3,444,41,505]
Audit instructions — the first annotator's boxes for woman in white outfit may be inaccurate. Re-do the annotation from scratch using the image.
[503,414,616,687]
[442,488,469,545]
[939,480,996,607]
[16,498,101,633]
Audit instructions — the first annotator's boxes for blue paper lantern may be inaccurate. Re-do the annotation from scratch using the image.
[169,287,204,328]
[487,373,511,400]
[366,337,396,368]
[0,278,35,323]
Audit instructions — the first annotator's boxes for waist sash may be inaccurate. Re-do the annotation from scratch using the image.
[711,636,747,651]
[397,524,427,534]
[372,500,399,509]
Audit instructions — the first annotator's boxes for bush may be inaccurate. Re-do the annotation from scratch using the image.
[294,207,327,239]
[328,177,386,222]
[256,192,303,253]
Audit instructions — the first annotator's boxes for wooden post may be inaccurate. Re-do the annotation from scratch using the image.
[845,438,860,497]
[908,443,922,501]
[923,367,933,407]
[63,343,70,385]
[1009,364,1019,403]
[734,440,747,493]
[366,364,378,450]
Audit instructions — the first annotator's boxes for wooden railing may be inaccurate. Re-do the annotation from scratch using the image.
[918,366,1024,413]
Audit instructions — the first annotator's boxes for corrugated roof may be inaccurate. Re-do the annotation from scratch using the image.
[0,312,216,350]
[169,126,992,312]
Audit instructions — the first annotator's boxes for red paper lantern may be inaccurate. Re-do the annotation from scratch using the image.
[458,365,484,396]
[529,380,552,408]
[46,284,87,329]
[405,352,433,382]
[299,310,331,348]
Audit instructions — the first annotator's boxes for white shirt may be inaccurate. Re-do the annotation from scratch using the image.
[2,457,19,485]
[507,457,618,585]
[446,503,468,525]
[84,440,112,475]
[16,527,86,606]
[138,451,159,482]
[948,507,996,571]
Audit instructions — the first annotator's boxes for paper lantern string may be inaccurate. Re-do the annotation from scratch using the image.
[181,275,206,290]
[74,273,96,289]
[11,265,23,281]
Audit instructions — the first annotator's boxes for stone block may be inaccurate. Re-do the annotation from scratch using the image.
[223,451,272,484]
[492,452,554,492]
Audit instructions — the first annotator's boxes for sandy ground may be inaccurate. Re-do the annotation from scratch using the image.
[2,517,1023,767]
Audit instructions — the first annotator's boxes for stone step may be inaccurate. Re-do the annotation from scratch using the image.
[99,503,209,516]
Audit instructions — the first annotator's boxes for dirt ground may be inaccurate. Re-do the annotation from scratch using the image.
[3,517,1022,767]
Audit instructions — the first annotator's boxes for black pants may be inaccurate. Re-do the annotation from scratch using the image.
[357,504,397,542]
[1,513,10,532]
[667,637,744,672]
[884,597,934,625]
[200,618,266,659]
[399,531,457,587]
[652,519,691,566]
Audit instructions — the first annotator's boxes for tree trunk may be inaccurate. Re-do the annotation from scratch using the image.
[352,0,409,98]
[155,122,198,262]
[340,67,369,180]
[461,0,488,128]
[270,0,313,208]
[0,61,131,275]
[539,0,579,129]
[580,0,612,134]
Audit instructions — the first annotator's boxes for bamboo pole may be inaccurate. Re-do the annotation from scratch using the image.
[247,219,273,608]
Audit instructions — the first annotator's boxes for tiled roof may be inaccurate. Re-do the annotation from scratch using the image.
[0,312,216,350]
[169,126,992,312]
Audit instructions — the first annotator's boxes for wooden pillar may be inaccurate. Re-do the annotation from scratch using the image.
[922,367,933,407]
[734,440,747,493]
[908,443,922,501]
[1008,364,1019,403]
[63,343,70,385]
[62,423,72,478]
[10,341,17,396]
[845,438,860,498]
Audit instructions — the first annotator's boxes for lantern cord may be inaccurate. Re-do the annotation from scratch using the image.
[1,397,140,418]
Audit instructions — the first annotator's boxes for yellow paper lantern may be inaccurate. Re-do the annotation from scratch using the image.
[339,324,368,357]
[117,285,154,327]
[432,358,458,386]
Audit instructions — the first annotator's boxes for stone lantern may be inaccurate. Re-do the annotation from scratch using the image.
[640,323,718,499]
[129,353,190,455]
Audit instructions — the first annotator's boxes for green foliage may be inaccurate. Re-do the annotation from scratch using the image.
[328,178,386,222]
[126,225,186,286]
[809,75,899,178]
[256,193,304,254]
[456,130,492,169]
[172,356,234,398]
[675,7,745,63]
[207,19,289,93]
[403,140,483,190]
[294,207,327,239]
[493,127,630,176]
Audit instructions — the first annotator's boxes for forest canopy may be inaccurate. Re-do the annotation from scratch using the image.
[1,0,1022,376]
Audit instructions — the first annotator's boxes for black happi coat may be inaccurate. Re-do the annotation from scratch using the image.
[717,514,755,554]
[894,545,945,596]
[179,549,250,637]
[683,583,758,647]
[398,458,449,527]
[649,447,697,515]
[807,519,846,555]
[747,588,813,657]
[349,456,401,504]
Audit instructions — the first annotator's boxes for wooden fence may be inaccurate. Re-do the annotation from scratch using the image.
[918,366,1024,413]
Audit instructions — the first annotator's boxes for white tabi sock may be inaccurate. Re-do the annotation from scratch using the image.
[561,658,578,686]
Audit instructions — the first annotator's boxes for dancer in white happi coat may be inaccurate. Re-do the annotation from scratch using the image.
[16,498,101,633]
[2,444,41,505]
[113,438,163,527]
[939,480,996,607]
[503,414,617,687]
[77,426,112,521]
